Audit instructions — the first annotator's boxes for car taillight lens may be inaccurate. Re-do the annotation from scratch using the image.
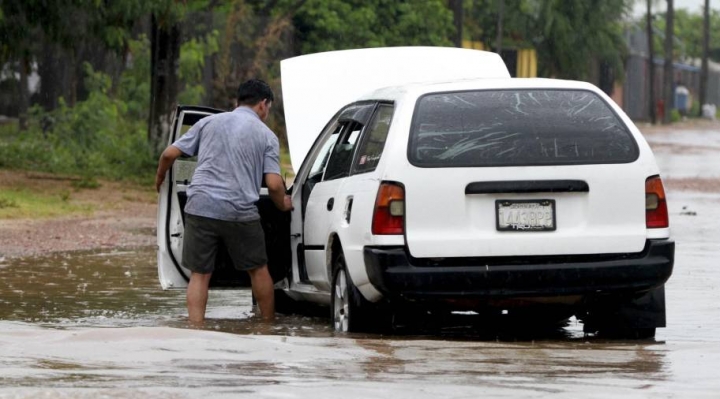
[646,175,669,228]
[372,182,405,235]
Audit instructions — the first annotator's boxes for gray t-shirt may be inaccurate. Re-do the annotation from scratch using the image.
[172,106,281,222]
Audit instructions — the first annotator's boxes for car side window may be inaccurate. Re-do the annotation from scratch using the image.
[321,102,375,181]
[353,103,394,174]
[323,121,363,181]
[300,122,343,218]
[308,126,342,179]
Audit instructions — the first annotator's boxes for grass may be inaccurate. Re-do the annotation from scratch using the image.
[0,188,94,219]
[72,177,102,189]
[0,120,19,140]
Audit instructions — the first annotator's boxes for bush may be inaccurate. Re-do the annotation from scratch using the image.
[0,62,155,182]
[0,34,213,184]
[670,109,682,123]
[689,101,700,118]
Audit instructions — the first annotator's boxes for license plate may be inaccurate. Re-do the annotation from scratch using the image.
[496,200,556,232]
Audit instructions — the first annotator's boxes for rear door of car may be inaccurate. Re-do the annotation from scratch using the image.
[401,88,649,259]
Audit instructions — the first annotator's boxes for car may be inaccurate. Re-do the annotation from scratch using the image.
[157,47,674,337]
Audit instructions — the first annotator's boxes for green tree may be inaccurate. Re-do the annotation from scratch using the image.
[293,0,454,54]
[649,9,720,61]
[179,30,220,105]
[533,0,631,80]
[464,0,632,81]
[0,1,61,128]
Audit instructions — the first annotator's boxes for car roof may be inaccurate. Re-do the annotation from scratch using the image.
[358,78,604,102]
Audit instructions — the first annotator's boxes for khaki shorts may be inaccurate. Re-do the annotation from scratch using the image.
[182,213,267,274]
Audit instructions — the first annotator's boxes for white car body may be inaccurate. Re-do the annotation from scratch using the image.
[158,47,674,336]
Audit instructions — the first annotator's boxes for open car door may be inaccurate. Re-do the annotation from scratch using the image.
[157,105,291,290]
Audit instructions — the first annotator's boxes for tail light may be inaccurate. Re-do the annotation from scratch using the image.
[646,175,669,228]
[372,182,405,235]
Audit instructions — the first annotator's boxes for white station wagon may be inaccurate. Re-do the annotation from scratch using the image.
[158,47,674,337]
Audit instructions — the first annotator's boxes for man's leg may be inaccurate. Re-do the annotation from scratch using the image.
[247,265,274,321]
[187,271,213,324]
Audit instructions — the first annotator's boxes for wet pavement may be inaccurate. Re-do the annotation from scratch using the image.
[1,126,720,398]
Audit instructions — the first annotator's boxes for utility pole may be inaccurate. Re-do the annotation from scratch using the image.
[699,0,710,117]
[663,0,674,124]
[496,0,504,54]
[647,0,656,124]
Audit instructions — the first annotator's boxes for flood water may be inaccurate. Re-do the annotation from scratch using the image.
[1,127,720,398]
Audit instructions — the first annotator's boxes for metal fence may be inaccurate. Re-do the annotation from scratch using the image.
[621,27,720,121]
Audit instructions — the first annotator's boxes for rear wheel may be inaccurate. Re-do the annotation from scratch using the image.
[331,253,374,333]
[582,287,665,340]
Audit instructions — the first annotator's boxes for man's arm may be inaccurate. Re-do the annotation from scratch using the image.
[155,145,184,192]
[265,173,292,212]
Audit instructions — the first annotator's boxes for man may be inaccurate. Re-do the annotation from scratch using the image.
[155,79,292,324]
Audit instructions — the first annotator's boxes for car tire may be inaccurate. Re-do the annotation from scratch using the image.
[582,286,665,340]
[331,252,373,333]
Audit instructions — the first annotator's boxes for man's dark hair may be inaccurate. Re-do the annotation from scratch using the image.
[237,79,274,106]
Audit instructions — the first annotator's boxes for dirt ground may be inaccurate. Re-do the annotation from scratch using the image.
[0,119,718,260]
[0,170,157,260]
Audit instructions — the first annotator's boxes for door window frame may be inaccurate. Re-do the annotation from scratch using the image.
[294,101,379,187]
[350,101,395,176]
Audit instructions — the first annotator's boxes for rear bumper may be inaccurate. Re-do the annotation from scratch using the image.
[364,240,674,300]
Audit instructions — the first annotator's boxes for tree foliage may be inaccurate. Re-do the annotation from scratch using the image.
[0,64,154,180]
[535,0,630,79]
[464,0,632,80]
[651,8,720,61]
[294,0,454,53]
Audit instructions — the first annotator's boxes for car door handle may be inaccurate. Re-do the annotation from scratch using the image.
[344,197,353,223]
[327,197,334,211]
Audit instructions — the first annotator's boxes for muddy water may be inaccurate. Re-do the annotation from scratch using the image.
[0,247,332,335]
[2,128,720,398]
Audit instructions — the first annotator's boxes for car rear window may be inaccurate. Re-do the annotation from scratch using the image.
[408,89,639,167]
